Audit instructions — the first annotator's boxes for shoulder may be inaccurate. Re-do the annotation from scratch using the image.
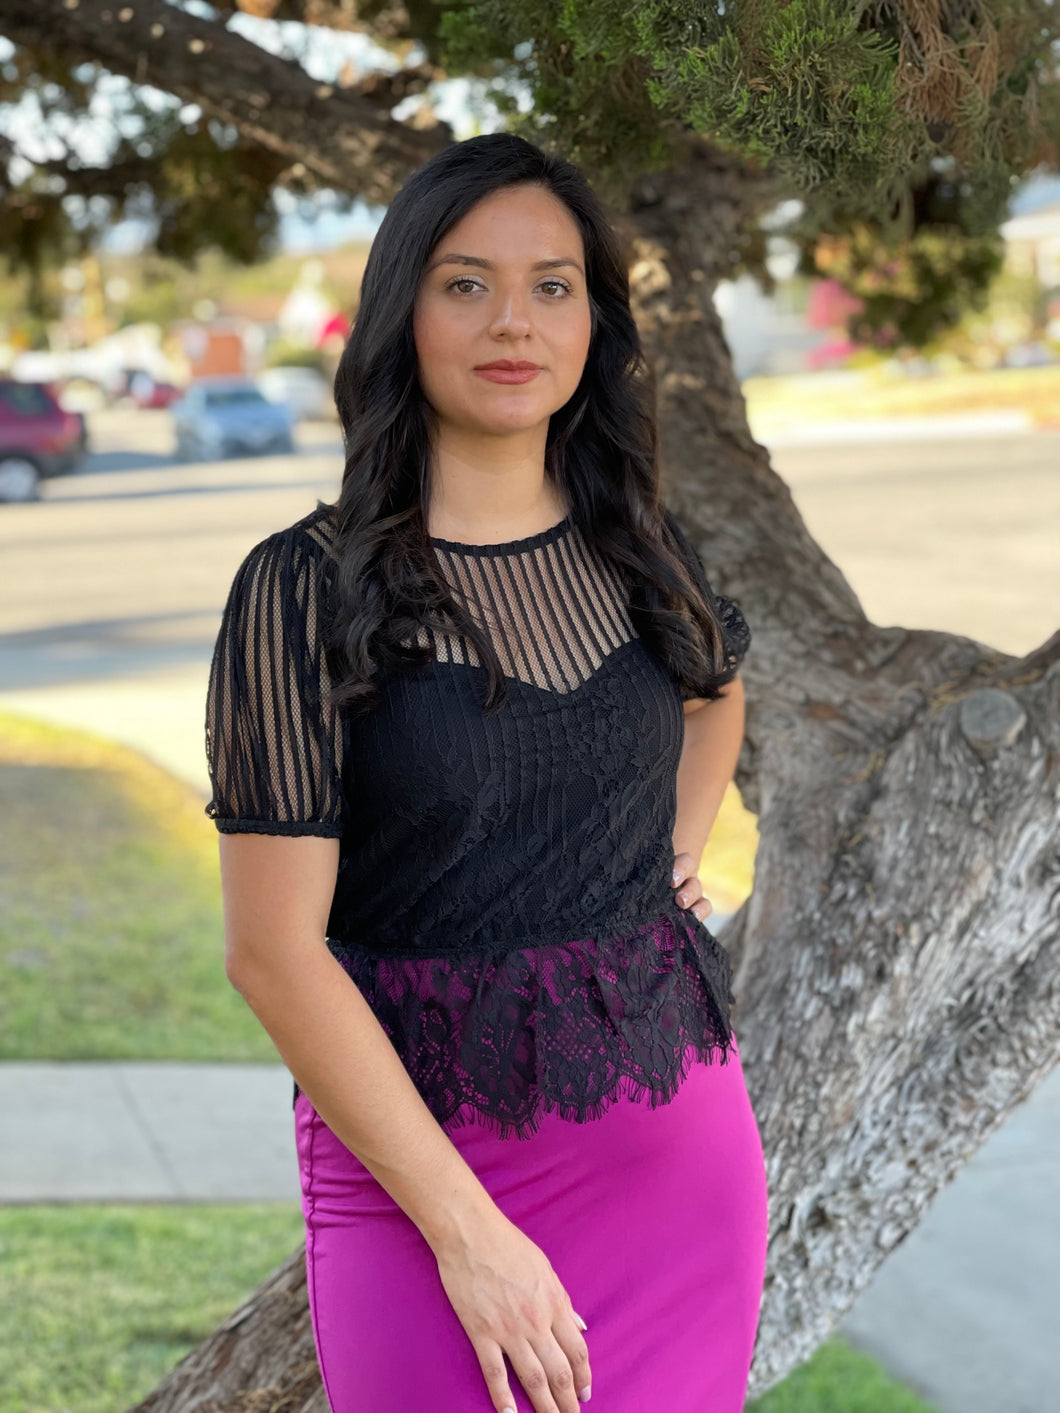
[232,501,336,580]
[255,499,337,559]
[289,498,338,555]
[220,504,339,639]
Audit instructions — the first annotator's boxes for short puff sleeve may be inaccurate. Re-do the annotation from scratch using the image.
[663,507,751,697]
[204,527,346,836]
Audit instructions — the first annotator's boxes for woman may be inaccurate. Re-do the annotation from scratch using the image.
[204,131,768,1413]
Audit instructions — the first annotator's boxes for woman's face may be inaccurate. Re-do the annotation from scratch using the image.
[412,183,593,438]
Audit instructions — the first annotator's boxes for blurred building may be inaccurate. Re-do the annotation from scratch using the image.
[170,317,266,381]
[999,201,1060,292]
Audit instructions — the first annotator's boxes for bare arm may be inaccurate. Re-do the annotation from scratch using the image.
[220,831,500,1255]
[673,674,746,862]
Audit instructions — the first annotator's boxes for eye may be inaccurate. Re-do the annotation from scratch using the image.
[443,276,574,297]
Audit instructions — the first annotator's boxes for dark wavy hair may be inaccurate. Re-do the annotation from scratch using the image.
[323,130,733,715]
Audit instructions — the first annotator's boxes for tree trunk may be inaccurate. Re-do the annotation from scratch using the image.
[9,33,1038,1402]
[624,142,1060,1387]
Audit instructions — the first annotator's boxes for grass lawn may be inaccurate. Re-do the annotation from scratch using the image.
[0,709,274,1061]
[0,1202,941,1413]
[0,1202,306,1413]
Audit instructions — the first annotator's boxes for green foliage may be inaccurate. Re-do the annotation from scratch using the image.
[436,0,1057,345]
[438,0,1056,226]
[130,119,288,267]
[644,0,921,215]
[811,221,1006,349]
[439,5,681,204]
[781,156,1019,348]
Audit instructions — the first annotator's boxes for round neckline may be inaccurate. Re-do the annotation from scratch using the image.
[429,514,572,555]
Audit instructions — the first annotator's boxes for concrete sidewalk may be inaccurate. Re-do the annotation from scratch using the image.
[3,1056,1059,1413]
[0,1060,301,1204]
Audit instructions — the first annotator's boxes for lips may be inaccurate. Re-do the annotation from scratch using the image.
[473,361,542,385]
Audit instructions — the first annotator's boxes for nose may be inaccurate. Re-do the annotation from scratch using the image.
[487,287,533,338]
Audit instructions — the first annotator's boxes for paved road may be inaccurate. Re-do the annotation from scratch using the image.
[0,408,345,795]
[2,408,1058,1413]
[1,409,1057,794]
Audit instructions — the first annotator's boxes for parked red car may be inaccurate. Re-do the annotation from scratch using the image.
[128,371,183,409]
[0,380,88,503]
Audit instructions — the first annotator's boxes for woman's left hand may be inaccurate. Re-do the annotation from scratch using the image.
[671,852,713,922]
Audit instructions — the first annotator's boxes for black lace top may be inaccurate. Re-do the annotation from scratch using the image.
[204,500,751,1139]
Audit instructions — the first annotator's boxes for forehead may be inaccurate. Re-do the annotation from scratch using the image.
[427,186,584,267]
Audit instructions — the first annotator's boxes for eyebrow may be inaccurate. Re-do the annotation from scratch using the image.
[425,253,584,277]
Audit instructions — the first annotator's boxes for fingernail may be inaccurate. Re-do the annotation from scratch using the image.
[579,1386,592,1401]
[671,870,680,885]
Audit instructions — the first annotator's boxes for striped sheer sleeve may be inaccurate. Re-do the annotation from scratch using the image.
[204,527,346,836]
[663,508,751,696]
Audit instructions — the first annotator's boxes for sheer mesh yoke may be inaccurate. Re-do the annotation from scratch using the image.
[421,515,636,692]
[204,501,751,1138]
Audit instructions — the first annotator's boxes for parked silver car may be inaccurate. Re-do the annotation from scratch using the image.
[172,377,294,461]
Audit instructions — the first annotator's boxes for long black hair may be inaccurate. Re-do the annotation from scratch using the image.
[323,130,734,715]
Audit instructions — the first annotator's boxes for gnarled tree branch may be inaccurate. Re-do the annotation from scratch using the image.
[0,0,450,202]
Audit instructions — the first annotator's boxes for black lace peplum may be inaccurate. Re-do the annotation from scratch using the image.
[325,897,736,1140]
[204,499,751,1140]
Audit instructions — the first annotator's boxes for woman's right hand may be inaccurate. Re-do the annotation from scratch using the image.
[433,1207,592,1413]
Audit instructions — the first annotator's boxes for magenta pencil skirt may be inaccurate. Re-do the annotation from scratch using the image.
[294,1033,769,1412]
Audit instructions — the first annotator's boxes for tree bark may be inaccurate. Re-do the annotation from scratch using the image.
[14,22,1043,1403]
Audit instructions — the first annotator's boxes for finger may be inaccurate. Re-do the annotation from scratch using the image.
[689,895,713,921]
[554,1312,592,1406]
[528,1328,585,1413]
[671,850,696,886]
[505,1337,563,1413]
[472,1336,523,1413]
[674,873,704,908]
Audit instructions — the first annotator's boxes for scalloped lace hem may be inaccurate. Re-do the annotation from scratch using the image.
[315,905,736,1142]
[436,1033,735,1141]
